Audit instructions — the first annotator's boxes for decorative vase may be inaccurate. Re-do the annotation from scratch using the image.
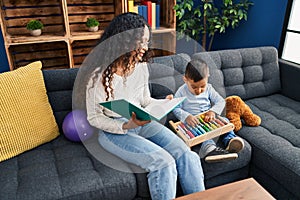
[88,26,98,32]
[30,29,42,36]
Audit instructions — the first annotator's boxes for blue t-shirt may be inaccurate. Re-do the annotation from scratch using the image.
[173,83,225,122]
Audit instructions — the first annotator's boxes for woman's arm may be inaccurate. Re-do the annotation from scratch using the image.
[86,73,127,134]
[86,98,128,134]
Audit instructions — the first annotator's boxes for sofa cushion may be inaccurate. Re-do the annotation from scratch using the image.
[42,68,78,132]
[280,59,300,101]
[192,46,281,100]
[0,135,137,200]
[0,61,59,162]
[148,53,190,99]
[238,94,300,198]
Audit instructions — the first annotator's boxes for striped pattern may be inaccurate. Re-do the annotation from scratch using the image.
[0,61,59,162]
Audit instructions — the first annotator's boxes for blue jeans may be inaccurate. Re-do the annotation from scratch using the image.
[98,120,205,200]
[199,117,236,158]
[221,129,236,147]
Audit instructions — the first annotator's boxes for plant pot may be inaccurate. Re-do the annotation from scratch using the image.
[88,26,98,32]
[30,29,42,36]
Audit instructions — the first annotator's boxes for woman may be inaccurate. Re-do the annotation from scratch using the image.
[83,12,205,200]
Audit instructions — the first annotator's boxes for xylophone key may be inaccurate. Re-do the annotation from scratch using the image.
[196,124,206,134]
[216,115,228,125]
[177,124,191,139]
[214,118,225,126]
[211,120,221,128]
[199,121,211,132]
[192,125,204,135]
[208,121,218,129]
[186,124,199,136]
[179,123,195,138]
[199,117,213,131]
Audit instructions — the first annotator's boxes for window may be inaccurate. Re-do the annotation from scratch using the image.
[280,0,300,64]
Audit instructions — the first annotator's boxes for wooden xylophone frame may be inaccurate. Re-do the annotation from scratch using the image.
[169,112,235,148]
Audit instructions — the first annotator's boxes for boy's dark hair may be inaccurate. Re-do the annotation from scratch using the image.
[185,59,209,82]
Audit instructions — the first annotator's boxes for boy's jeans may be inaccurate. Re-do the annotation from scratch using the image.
[98,120,205,200]
[199,117,236,158]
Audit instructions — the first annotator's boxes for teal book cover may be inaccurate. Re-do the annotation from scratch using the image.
[99,97,186,121]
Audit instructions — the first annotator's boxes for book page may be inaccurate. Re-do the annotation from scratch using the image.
[144,97,186,120]
[99,97,185,121]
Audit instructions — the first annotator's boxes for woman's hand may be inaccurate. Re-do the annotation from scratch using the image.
[122,112,150,130]
[204,111,216,122]
[185,115,199,127]
[165,94,174,100]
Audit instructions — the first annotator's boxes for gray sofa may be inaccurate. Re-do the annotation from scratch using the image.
[0,46,298,200]
[192,46,300,199]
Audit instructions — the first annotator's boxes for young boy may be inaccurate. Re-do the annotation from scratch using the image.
[172,58,244,163]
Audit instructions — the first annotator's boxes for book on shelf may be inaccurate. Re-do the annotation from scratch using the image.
[99,97,186,121]
[128,0,138,13]
[141,0,152,27]
[151,2,156,29]
[138,5,148,22]
[156,3,160,28]
[129,0,160,29]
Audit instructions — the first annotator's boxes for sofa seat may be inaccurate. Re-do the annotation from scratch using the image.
[0,135,137,200]
[238,94,300,199]
[198,139,251,188]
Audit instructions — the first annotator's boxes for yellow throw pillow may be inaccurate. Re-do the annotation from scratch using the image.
[0,61,59,162]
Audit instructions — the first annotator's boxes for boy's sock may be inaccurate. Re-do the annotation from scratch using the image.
[204,147,238,163]
[226,137,245,153]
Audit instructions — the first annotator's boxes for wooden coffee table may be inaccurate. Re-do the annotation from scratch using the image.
[174,178,275,200]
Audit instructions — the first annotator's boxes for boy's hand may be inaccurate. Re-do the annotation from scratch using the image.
[123,112,150,130]
[204,111,216,122]
[165,94,174,100]
[185,115,199,127]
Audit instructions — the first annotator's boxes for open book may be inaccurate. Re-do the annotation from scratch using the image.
[99,97,186,121]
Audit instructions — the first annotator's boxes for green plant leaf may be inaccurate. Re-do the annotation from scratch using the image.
[175,0,253,50]
[86,17,99,27]
[194,9,202,17]
[192,29,196,36]
[220,26,225,33]
[26,20,43,30]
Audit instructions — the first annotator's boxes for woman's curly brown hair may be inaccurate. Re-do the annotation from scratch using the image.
[73,13,153,110]
[95,12,152,100]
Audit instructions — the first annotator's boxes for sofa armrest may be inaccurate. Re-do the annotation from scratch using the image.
[279,59,300,101]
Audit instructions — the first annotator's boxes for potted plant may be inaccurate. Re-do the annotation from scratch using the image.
[26,20,44,36]
[86,18,99,32]
[174,0,253,51]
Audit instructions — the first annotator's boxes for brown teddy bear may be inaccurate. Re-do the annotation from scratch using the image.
[225,95,261,132]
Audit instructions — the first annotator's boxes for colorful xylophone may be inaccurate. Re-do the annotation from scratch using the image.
[169,112,234,147]
[177,115,228,139]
